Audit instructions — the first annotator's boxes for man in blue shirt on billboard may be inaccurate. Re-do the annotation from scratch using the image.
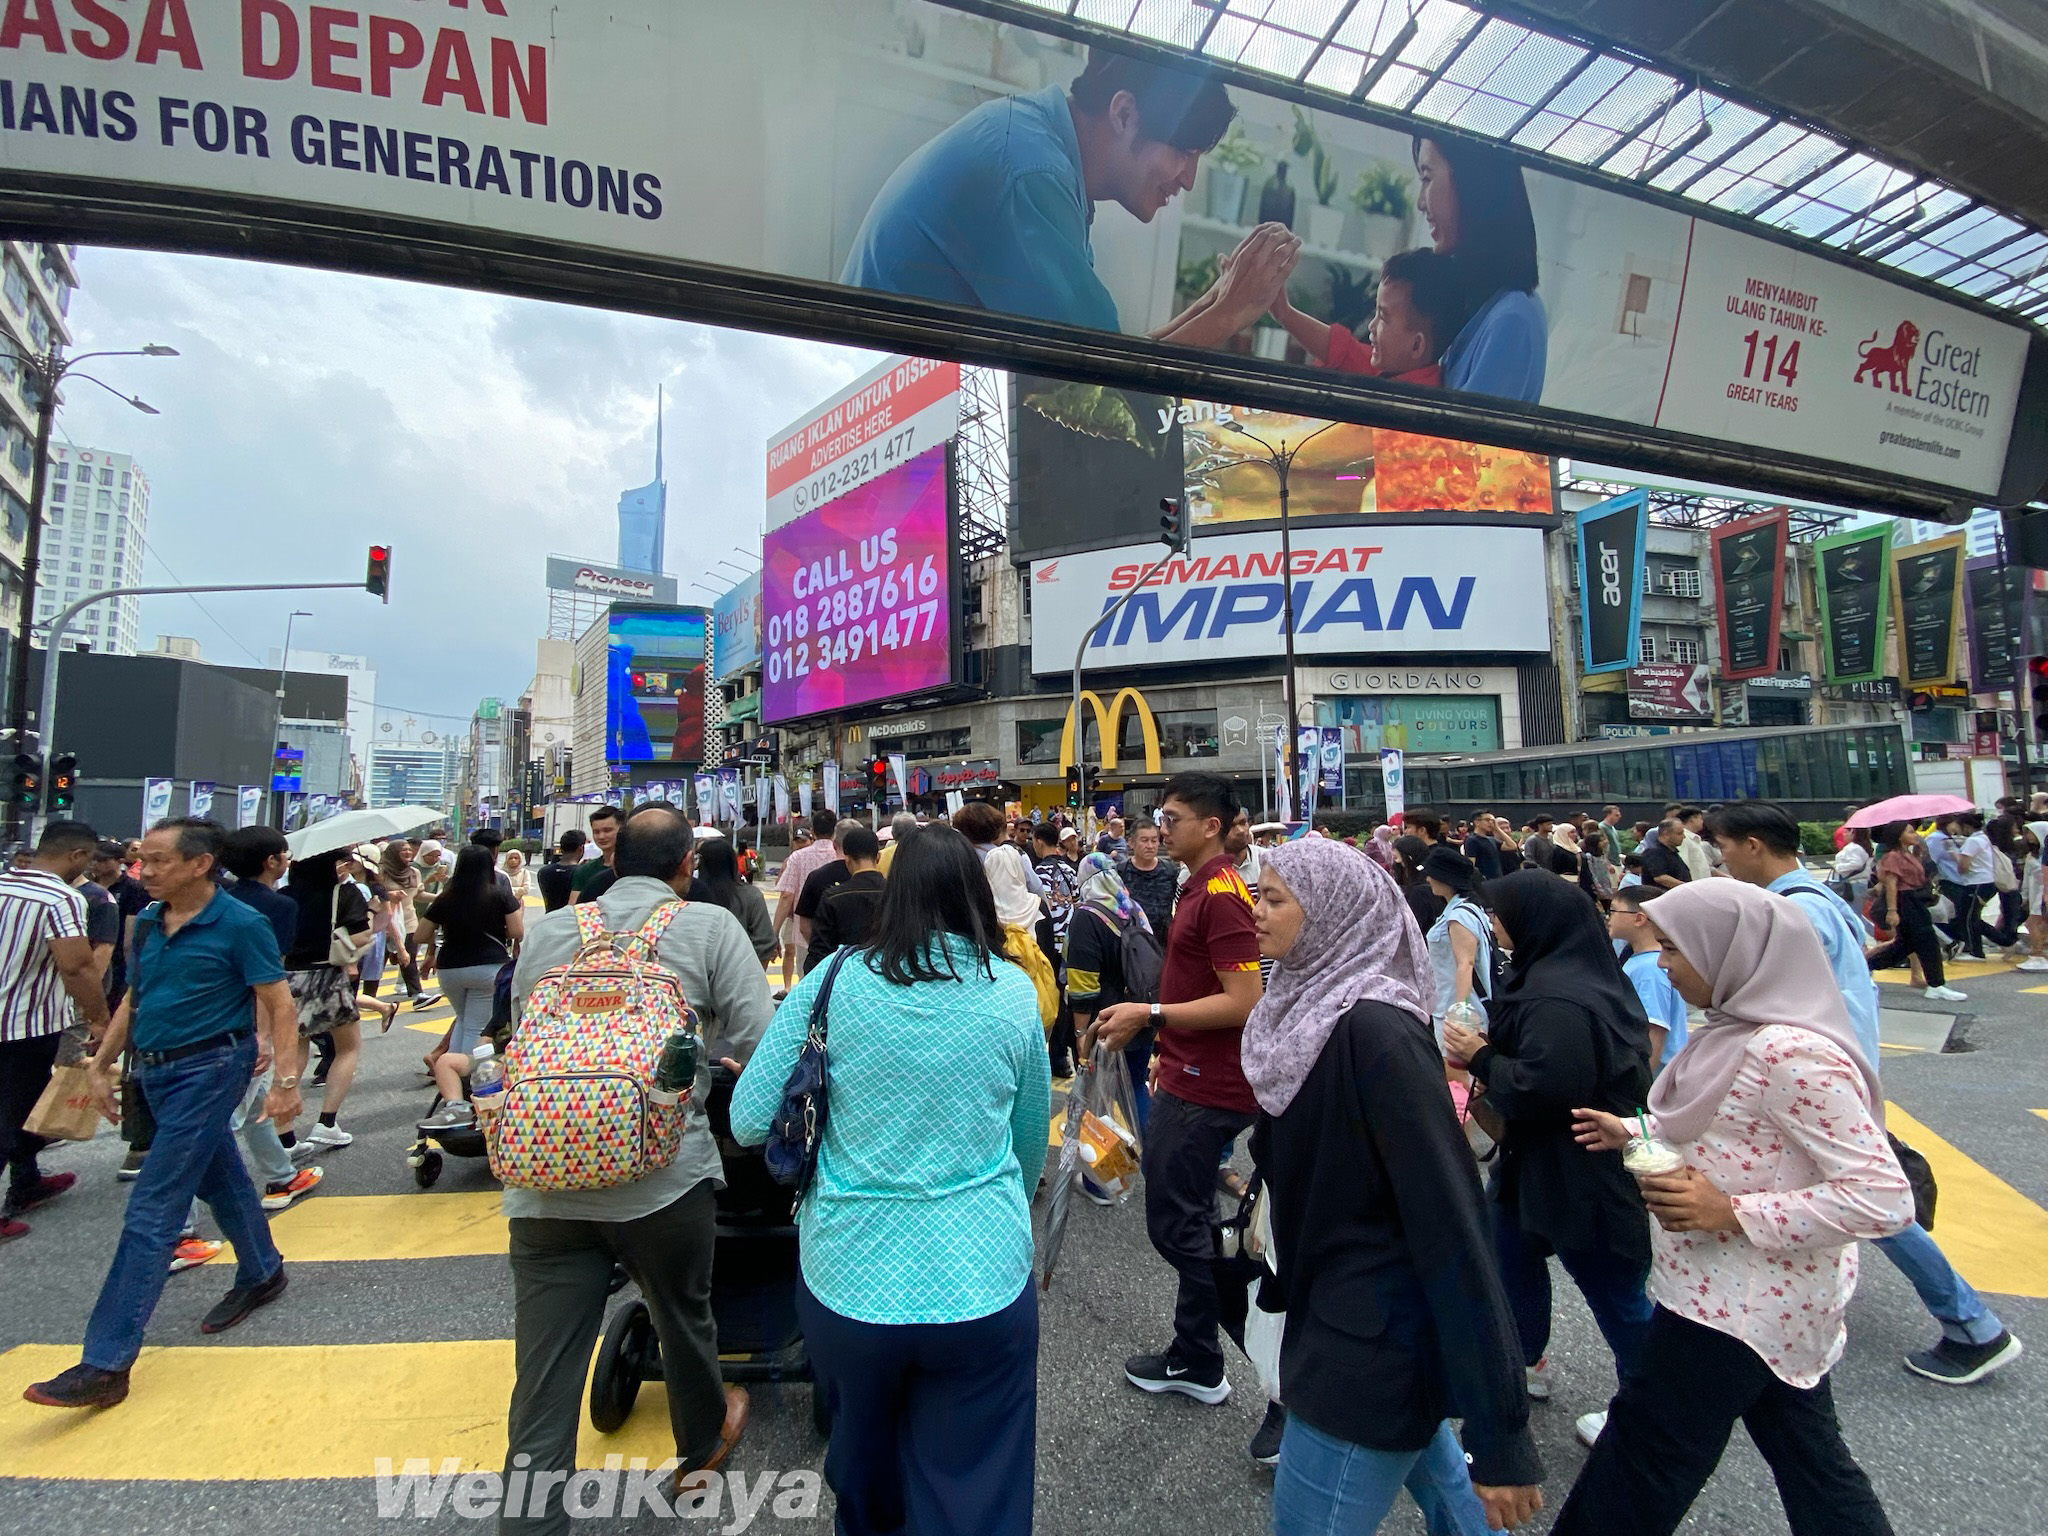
[843,49,1295,345]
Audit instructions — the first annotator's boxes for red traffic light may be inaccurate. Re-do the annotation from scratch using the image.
[365,544,393,603]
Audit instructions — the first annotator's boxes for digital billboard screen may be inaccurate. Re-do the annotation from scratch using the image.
[606,607,707,766]
[761,445,952,725]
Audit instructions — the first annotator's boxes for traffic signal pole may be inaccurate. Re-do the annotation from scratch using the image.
[1070,541,1176,846]
[27,578,370,843]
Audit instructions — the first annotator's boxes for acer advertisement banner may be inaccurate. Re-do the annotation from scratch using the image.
[1966,563,2028,695]
[544,557,679,606]
[2,1,2037,515]
[1575,490,1647,675]
[760,444,954,725]
[1029,523,1550,675]
[1815,524,1894,685]
[1890,534,1967,688]
[1711,509,1789,682]
[1628,664,1714,722]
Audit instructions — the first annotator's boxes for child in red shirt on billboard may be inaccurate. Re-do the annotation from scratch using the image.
[1267,247,1463,387]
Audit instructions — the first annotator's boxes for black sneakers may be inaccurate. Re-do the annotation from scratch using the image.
[1905,1331,2023,1385]
[199,1265,289,1335]
[23,1363,130,1408]
[1124,1347,1231,1405]
[1249,1401,1287,1466]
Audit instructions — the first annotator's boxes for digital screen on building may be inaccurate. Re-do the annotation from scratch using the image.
[761,445,952,725]
[606,606,707,766]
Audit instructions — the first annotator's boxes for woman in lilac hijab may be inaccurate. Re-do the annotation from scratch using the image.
[1244,837,1542,1535]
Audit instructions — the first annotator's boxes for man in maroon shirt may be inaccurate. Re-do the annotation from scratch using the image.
[1095,771,1263,1407]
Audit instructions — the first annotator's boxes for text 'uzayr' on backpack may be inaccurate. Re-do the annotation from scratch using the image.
[485,901,698,1192]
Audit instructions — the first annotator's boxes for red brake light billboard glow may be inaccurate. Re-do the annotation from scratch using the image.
[761,445,952,725]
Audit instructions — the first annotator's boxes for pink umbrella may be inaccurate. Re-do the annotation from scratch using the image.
[1845,794,1976,829]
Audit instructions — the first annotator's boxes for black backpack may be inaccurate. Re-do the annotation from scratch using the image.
[1091,906,1165,1006]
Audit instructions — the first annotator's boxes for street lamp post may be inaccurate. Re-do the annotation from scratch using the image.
[1217,420,1345,812]
[272,609,313,826]
[1,344,176,797]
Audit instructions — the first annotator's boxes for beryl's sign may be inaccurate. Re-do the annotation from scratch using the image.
[0,0,2035,516]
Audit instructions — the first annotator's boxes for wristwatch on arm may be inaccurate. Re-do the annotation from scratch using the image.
[1149,1002,1164,1030]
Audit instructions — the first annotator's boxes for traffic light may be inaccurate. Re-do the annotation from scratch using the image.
[46,753,76,813]
[868,755,890,804]
[2029,657,2048,744]
[1065,765,1081,809]
[9,752,40,811]
[365,544,392,603]
[1159,497,1189,554]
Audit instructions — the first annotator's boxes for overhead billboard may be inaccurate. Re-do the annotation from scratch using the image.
[605,606,707,766]
[1815,524,1894,685]
[1011,380,1553,563]
[761,444,954,724]
[1710,509,1788,682]
[1890,534,1967,688]
[1575,490,1648,676]
[766,356,960,531]
[1628,664,1715,722]
[1030,523,1550,674]
[711,574,762,682]
[545,557,679,607]
[3,2,2038,519]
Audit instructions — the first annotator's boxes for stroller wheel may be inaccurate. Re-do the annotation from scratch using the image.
[414,1150,443,1188]
[590,1301,653,1433]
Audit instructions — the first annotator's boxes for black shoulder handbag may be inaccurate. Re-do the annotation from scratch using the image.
[764,949,854,1197]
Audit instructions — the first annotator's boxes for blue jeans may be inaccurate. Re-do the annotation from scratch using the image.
[1875,1223,2004,1345]
[83,1034,281,1371]
[1492,1200,1653,1381]
[1273,1414,1491,1536]
[1123,1030,1153,1137]
[185,1065,294,1235]
[437,963,502,1057]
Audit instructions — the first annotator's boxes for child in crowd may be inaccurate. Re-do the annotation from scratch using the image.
[1618,852,1644,890]
[1267,246,1464,385]
[1608,885,1689,1070]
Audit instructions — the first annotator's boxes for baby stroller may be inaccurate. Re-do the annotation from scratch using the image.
[587,1065,828,1437]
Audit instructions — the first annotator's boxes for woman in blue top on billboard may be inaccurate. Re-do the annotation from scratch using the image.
[1413,135,1548,403]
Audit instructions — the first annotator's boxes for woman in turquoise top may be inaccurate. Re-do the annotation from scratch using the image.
[1413,134,1549,403]
[730,824,1050,1536]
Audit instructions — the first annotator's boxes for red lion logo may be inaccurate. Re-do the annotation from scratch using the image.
[1854,321,1919,394]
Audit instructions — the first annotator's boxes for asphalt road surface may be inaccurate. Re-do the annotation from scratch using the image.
[2,949,2042,1535]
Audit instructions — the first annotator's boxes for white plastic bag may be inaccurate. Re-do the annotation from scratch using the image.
[1242,1183,1284,1403]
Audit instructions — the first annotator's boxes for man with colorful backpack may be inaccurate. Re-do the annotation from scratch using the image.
[497,805,773,1532]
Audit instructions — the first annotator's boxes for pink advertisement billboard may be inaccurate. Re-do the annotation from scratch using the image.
[761,445,952,725]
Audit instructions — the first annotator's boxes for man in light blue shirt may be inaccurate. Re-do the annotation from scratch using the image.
[843,49,1291,346]
[1709,803,2022,1387]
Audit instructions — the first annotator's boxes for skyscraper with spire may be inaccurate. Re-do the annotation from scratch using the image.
[616,387,667,576]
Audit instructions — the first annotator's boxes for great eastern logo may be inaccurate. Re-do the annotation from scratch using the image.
[1853,322,1918,394]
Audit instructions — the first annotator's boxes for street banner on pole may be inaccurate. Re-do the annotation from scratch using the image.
[236,786,262,829]
[756,776,771,826]
[888,754,909,808]
[1272,727,1293,824]
[142,777,173,833]
[773,775,790,822]
[1891,534,1967,687]
[1575,490,1648,675]
[1967,563,2030,694]
[187,781,215,819]
[822,762,840,815]
[1319,728,1344,798]
[1380,749,1407,824]
[798,779,814,820]
[1815,524,1895,684]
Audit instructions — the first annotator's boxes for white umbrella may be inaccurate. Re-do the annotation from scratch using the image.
[285,805,445,859]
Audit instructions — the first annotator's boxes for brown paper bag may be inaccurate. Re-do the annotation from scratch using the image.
[22,1063,102,1141]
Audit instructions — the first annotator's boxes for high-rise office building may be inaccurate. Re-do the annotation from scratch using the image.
[616,388,666,576]
[38,444,148,655]
[0,242,77,630]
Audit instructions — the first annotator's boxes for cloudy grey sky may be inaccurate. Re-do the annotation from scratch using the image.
[57,247,881,725]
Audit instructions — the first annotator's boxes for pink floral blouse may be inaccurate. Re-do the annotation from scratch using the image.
[1648,1024,1913,1388]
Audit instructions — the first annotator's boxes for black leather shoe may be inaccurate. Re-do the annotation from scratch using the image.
[199,1265,288,1334]
[24,1363,130,1408]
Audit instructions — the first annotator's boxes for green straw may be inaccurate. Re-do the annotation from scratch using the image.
[1636,1110,1650,1141]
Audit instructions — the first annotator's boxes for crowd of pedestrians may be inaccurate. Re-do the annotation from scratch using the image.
[2,781,2035,1535]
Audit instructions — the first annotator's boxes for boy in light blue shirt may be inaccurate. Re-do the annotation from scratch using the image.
[1608,885,1687,1070]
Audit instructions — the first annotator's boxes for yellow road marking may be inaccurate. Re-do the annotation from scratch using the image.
[0,1341,677,1479]
[1886,1104,2048,1300]
[2024,985,2048,996]
[2031,1109,2048,1126]
[267,1192,508,1262]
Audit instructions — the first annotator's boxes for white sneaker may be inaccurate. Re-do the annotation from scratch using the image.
[2016,957,2048,973]
[304,1123,354,1148]
[1575,1410,1608,1447]
[1524,1357,1553,1401]
[1924,985,1968,1002]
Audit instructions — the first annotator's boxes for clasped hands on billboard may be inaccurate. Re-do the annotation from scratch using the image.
[2,0,2035,514]
[761,445,951,725]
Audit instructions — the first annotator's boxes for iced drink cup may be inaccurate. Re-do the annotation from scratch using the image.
[1623,1135,1685,1183]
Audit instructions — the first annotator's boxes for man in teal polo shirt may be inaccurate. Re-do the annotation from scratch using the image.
[843,47,1297,345]
[25,818,300,1410]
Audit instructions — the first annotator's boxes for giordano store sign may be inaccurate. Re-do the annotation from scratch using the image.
[1060,689,1162,776]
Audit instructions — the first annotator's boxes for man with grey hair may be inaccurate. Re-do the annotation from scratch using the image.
[878,811,920,877]
[499,803,773,1527]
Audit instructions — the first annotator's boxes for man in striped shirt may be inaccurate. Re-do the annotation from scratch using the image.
[0,820,112,1242]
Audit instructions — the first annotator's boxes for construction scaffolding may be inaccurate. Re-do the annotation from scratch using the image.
[955,367,1010,562]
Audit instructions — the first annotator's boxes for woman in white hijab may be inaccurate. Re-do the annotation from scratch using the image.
[1556,879,1911,1536]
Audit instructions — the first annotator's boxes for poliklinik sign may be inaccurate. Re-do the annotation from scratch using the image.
[1028,525,1550,674]
[1,0,2038,520]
